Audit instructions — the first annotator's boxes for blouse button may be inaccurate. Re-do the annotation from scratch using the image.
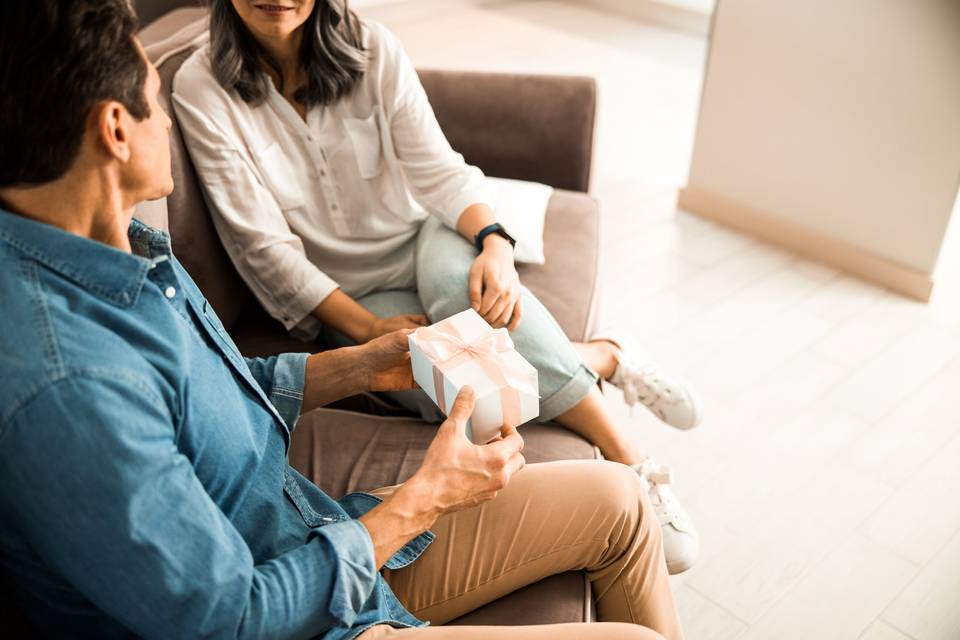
[164,286,176,299]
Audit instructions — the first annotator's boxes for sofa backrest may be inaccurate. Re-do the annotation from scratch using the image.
[136,0,202,26]
[155,46,254,331]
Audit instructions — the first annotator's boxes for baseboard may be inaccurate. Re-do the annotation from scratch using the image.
[677,186,935,302]
[576,0,714,36]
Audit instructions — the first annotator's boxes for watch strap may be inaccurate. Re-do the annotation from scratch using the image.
[474,223,516,252]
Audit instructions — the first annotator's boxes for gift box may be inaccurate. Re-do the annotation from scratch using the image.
[409,309,539,444]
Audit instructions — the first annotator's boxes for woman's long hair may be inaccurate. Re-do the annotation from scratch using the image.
[208,0,367,107]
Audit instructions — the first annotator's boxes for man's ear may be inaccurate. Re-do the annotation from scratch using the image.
[94,101,131,163]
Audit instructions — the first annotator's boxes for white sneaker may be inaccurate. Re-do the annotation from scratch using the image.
[631,458,699,575]
[596,335,703,430]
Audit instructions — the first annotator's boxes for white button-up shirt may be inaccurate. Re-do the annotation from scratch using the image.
[172,21,492,333]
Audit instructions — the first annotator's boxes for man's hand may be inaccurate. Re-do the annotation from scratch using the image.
[360,330,418,392]
[469,236,522,331]
[301,329,419,411]
[358,387,526,567]
[362,313,427,343]
[410,386,526,515]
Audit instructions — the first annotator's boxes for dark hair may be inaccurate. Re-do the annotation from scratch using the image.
[208,0,367,107]
[0,0,149,188]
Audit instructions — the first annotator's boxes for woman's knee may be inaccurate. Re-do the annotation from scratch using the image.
[416,258,473,321]
[415,220,477,319]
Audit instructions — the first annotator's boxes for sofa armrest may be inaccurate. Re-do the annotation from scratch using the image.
[417,69,597,193]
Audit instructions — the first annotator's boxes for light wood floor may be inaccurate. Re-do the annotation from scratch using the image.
[368,2,960,638]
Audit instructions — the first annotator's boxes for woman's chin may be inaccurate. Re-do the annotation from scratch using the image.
[252,22,297,41]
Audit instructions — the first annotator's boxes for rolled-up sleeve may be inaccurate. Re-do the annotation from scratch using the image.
[0,373,377,639]
[244,352,310,430]
[376,24,495,229]
[171,82,338,330]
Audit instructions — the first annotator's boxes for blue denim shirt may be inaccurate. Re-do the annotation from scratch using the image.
[0,210,433,639]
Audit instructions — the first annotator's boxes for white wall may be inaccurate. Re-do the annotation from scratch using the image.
[684,0,960,279]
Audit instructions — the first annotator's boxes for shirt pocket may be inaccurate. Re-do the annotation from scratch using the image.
[255,141,306,210]
[343,111,384,179]
[283,469,345,528]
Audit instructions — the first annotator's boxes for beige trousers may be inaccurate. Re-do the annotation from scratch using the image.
[359,460,684,640]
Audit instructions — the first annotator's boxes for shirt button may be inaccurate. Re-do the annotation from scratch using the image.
[331,203,338,211]
[164,286,176,299]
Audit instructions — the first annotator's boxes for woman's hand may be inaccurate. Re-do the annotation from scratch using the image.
[469,236,522,330]
[360,329,418,392]
[363,313,428,343]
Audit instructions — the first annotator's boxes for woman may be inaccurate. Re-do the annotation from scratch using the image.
[173,0,702,573]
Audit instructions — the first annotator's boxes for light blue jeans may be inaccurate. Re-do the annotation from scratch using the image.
[320,216,598,423]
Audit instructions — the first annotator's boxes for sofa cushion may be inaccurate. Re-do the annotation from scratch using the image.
[449,572,592,626]
[289,410,598,498]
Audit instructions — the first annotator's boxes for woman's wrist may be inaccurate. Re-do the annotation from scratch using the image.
[359,316,379,343]
[311,289,381,344]
[455,203,498,244]
[481,232,513,253]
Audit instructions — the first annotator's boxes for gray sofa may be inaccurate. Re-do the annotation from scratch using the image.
[0,1,605,634]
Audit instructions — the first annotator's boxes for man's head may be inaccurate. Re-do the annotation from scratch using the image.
[0,0,173,204]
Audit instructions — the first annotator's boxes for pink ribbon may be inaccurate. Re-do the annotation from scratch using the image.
[415,318,537,430]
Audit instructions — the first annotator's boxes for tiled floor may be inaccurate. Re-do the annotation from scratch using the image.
[367,2,960,638]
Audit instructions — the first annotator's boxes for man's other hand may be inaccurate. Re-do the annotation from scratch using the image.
[362,329,417,392]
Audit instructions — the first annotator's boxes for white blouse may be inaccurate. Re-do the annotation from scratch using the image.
[171,21,493,334]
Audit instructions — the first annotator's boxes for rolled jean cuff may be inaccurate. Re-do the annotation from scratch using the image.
[537,363,599,422]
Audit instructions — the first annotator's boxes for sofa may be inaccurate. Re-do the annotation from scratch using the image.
[0,1,605,633]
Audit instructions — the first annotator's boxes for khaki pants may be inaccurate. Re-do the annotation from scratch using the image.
[359,460,684,640]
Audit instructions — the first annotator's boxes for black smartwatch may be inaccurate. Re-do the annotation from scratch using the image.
[474,223,516,253]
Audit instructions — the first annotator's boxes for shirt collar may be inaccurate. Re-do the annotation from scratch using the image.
[0,208,172,308]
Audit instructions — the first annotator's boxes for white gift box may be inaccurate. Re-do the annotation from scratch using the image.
[408,309,539,444]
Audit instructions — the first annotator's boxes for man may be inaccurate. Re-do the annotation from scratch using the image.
[0,2,683,639]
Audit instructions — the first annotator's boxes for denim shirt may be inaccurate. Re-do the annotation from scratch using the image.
[0,210,433,639]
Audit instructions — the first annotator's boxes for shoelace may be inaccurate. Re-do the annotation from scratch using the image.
[615,359,668,411]
[633,459,683,526]
[636,457,674,485]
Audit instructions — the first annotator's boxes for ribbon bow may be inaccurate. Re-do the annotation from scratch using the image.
[415,319,537,431]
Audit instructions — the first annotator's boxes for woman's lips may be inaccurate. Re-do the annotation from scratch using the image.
[254,4,294,16]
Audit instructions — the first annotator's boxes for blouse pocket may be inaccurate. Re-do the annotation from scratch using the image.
[255,141,305,210]
[343,111,384,179]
